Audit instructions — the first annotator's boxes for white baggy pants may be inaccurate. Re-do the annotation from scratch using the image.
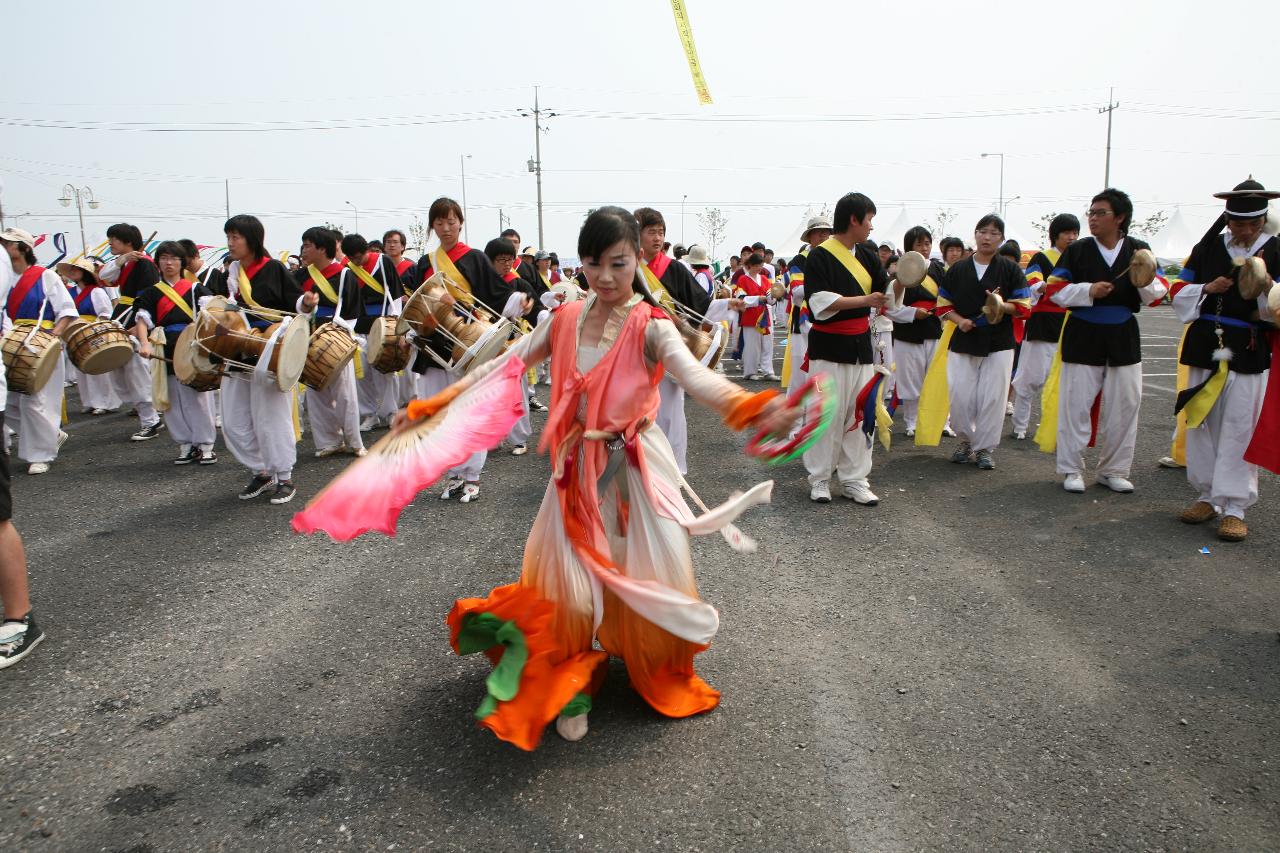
[1185,367,1267,520]
[803,359,874,488]
[1055,361,1142,478]
[165,375,216,449]
[418,367,485,480]
[220,374,296,481]
[740,329,773,378]
[307,361,363,452]
[109,352,159,427]
[947,349,1014,453]
[1010,339,1056,435]
[5,358,65,464]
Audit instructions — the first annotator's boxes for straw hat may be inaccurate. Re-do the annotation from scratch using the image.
[800,216,833,242]
[56,257,98,283]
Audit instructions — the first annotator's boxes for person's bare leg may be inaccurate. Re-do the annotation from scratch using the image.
[0,521,31,620]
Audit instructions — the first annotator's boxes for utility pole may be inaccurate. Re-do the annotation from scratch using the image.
[522,86,558,249]
[460,154,472,244]
[981,153,1004,216]
[225,179,230,218]
[498,209,511,234]
[1099,87,1119,187]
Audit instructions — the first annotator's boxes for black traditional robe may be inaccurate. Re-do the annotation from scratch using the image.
[892,257,946,344]
[1049,236,1159,367]
[802,240,888,365]
[1177,234,1279,375]
[937,255,1029,357]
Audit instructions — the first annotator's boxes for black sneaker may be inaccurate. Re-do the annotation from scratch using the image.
[975,449,995,470]
[269,480,296,505]
[239,474,275,500]
[0,613,44,670]
[131,420,165,442]
[173,446,200,465]
[529,398,548,412]
[949,441,973,464]
[198,449,218,465]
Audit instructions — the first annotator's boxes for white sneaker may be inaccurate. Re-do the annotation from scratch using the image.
[511,444,528,456]
[1012,431,1027,441]
[440,477,464,500]
[1158,455,1185,469]
[1096,474,1135,493]
[352,447,368,458]
[809,481,832,503]
[26,462,49,475]
[314,445,343,458]
[841,482,879,506]
[359,415,379,432]
[1062,473,1085,493]
[459,482,481,503]
[56,430,69,450]
[1005,401,1014,416]
[555,712,589,742]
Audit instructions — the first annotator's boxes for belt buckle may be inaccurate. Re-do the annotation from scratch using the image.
[605,436,625,453]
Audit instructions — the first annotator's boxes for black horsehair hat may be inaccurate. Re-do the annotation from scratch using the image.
[1213,176,1280,218]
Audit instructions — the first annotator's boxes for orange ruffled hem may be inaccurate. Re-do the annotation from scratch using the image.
[448,583,607,751]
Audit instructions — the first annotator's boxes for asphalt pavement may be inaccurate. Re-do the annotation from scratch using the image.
[2,304,1277,852]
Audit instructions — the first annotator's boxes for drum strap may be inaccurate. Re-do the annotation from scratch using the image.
[306,265,341,305]
[432,248,474,308]
[155,282,195,321]
[817,237,872,295]
[347,259,384,294]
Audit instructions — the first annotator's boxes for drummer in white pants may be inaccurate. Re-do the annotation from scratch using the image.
[131,241,218,465]
[221,214,305,505]
[58,258,121,415]
[341,234,404,432]
[97,224,164,442]
[0,229,76,475]
[295,228,365,458]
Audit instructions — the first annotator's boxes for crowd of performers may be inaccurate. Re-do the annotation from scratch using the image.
[1,183,1276,755]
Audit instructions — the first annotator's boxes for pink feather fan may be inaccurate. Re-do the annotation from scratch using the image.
[292,356,528,541]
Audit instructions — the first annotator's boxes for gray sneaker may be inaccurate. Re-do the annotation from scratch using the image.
[949,441,973,464]
[975,449,995,470]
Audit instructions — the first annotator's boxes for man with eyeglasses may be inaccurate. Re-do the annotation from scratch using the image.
[1045,189,1168,494]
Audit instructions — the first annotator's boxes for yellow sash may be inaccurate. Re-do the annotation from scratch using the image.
[1182,360,1229,429]
[641,261,677,312]
[182,271,198,283]
[913,324,957,446]
[154,282,194,321]
[237,265,284,322]
[1170,324,1190,464]
[1033,313,1071,453]
[347,260,384,294]
[306,264,341,305]
[919,274,939,298]
[433,247,474,308]
[817,237,872,295]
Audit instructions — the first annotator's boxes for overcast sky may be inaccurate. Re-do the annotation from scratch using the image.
[4,0,1279,261]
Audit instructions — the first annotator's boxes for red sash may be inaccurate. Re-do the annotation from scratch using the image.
[6,266,45,320]
[74,285,98,313]
[301,260,344,291]
[814,317,869,335]
[502,270,520,284]
[363,253,381,275]
[156,280,194,322]
[117,255,153,291]
[242,255,270,281]
[394,258,412,277]
[646,252,671,280]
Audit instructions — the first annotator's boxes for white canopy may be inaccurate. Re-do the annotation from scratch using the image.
[1149,207,1203,263]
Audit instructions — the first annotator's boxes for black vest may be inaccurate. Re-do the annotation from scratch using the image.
[1059,236,1155,367]
[1179,234,1278,375]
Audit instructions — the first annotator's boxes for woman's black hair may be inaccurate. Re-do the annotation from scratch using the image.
[1048,213,1081,244]
[745,252,765,266]
[975,213,1005,236]
[176,238,200,262]
[484,237,517,262]
[903,225,933,254]
[224,214,267,260]
[997,240,1021,262]
[153,240,189,271]
[429,197,464,225]
[939,236,964,255]
[578,206,658,306]
[301,226,337,258]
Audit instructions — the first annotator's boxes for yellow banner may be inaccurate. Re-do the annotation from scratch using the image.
[669,0,712,105]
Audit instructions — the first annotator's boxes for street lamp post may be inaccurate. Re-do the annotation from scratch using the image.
[345,201,359,234]
[681,194,688,243]
[1002,195,1021,219]
[57,184,100,256]
[981,153,1004,217]
[460,154,472,244]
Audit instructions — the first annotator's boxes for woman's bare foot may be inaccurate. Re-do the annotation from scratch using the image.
[555,712,588,742]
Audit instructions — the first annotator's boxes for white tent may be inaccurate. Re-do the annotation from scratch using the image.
[772,208,821,260]
[1150,207,1203,262]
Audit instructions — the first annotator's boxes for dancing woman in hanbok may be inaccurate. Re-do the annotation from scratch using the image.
[297,208,802,748]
